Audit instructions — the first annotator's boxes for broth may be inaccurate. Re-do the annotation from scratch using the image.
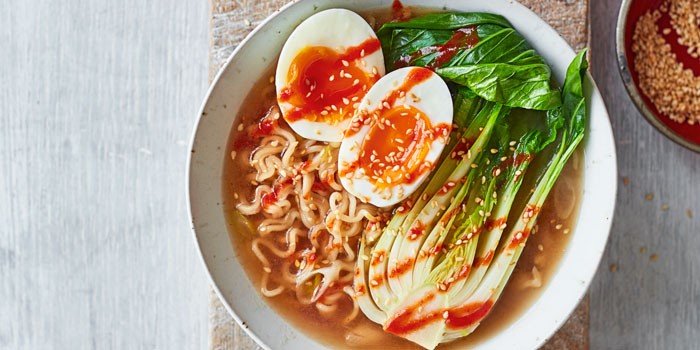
[222,7,584,350]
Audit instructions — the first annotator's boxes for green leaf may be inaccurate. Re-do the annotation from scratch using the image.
[387,28,455,67]
[448,28,536,66]
[437,63,561,110]
[562,49,588,143]
[377,12,512,32]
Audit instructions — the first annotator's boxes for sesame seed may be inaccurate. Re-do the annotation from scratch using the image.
[633,2,700,124]
[443,311,449,319]
[263,267,272,273]
[490,148,498,154]
[237,123,244,131]
[342,60,349,67]
[329,75,335,81]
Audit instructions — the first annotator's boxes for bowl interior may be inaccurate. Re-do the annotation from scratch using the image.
[189,1,617,349]
[619,0,700,149]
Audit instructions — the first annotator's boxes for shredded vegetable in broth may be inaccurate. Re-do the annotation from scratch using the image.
[222,4,588,349]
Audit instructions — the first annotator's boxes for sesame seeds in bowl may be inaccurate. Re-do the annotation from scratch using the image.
[617,0,700,153]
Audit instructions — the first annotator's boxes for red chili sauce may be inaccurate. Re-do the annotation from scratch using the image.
[341,68,451,188]
[395,26,480,69]
[278,39,381,124]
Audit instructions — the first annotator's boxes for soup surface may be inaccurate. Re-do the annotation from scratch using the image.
[222,7,583,350]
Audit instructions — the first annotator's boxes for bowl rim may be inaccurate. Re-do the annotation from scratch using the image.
[189,1,618,349]
[615,0,700,154]
[185,2,302,349]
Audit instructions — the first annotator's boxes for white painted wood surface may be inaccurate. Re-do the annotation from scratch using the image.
[2,0,700,349]
[0,1,211,349]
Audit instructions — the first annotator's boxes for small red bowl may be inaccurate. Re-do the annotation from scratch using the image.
[616,0,700,153]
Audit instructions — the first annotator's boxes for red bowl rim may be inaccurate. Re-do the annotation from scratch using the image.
[615,0,700,154]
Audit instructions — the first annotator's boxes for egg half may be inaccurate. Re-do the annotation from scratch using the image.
[338,67,453,207]
[275,9,385,142]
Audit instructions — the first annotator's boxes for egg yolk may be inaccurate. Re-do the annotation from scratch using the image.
[356,105,450,188]
[340,67,451,190]
[278,38,381,125]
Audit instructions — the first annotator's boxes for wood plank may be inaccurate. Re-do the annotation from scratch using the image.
[588,0,700,349]
[208,1,590,349]
[0,1,211,349]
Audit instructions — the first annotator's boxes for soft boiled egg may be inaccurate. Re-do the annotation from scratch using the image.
[338,67,453,207]
[275,9,385,142]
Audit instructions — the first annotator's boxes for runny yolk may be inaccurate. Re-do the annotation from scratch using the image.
[340,67,451,190]
[358,105,444,188]
[278,38,381,125]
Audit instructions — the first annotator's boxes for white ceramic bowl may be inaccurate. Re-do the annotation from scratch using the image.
[188,1,617,349]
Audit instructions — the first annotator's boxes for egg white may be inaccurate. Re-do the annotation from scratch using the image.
[275,9,385,142]
[338,67,453,208]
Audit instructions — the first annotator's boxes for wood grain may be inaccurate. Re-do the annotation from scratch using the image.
[589,0,700,349]
[208,1,590,349]
[0,1,211,349]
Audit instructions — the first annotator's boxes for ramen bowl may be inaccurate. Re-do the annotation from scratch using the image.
[616,0,700,153]
[188,0,617,349]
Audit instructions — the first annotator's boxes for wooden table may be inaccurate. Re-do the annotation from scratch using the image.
[589,1,700,349]
[1,0,698,349]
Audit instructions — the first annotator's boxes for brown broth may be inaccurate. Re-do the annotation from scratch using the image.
[221,7,584,350]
